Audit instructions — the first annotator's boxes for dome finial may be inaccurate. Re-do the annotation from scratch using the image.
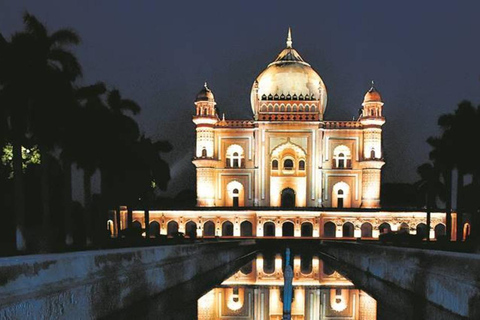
[286,27,292,48]
[204,81,208,89]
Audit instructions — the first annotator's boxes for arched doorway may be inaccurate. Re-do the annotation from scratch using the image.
[337,190,344,208]
[342,222,354,237]
[186,221,197,238]
[107,220,114,237]
[361,223,372,238]
[378,222,391,234]
[149,221,160,237]
[240,221,253,236]
[203,221,215,237]
[240,261,253,275]
[435,224,446,239]
[300,255,313,275]
[282,221,294,237]
[463,223,471,241]
[324,222,336,238]
[232,188,239,207]
[167,221,179,236]
[416,223,428,239]
[222,221,234,236]
[264,222,276,237]
[281,188,295,208]
[333,182,350,208]
[263,254,275,274]
[399,223,410,234]
[132,220,142,230]
[301,222,313,237]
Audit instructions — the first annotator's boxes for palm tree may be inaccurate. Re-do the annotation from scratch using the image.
[427,135,454,240]
[72,82,107,245]
[0,30,30,251]
[20,13,82,247]
[431,101,479,241]
[96,89,141,240]
[102,90,141,189]
[415,163,445,241]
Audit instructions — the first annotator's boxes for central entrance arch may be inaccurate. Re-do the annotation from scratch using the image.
[281,188,295,208]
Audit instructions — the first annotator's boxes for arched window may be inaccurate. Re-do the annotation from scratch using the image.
[299,160,305,171]
[201,148,207,158]
[333,145,352,169]
[370,148,376,159]
[226,144,244,168]
[272,159,279,170]
[283,159,294,170]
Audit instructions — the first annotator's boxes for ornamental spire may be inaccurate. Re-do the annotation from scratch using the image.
[286,27,292,48]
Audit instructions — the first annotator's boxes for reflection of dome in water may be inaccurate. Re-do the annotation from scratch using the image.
[251,28,327,114]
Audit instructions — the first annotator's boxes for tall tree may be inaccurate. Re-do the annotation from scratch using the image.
[0,30,30,251]
[71,82,107,245]
[20,13,82,247]
[415,163,445,240]
[428,135,454,240]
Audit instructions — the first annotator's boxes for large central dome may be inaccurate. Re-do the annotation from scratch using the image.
[250,29,327,116]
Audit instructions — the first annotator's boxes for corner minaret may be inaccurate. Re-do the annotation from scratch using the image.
[192,82,218,206]
[359,82,385,208]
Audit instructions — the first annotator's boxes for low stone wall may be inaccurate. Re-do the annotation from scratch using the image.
[321,241,480,318]
[0,240,255,319]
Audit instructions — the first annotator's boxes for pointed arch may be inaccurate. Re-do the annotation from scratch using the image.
[332,181,350,208]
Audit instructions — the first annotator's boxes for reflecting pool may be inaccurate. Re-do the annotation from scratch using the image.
[197,252,376,320]
[106,246,464,320]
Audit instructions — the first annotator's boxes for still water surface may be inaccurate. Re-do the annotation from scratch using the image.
[107,247,464,320]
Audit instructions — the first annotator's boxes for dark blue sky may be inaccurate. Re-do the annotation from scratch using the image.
[2,1,480,199]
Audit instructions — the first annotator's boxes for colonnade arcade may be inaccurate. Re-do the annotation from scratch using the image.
[109,209,448,240]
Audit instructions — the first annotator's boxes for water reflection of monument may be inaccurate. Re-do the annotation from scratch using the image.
[198,253,376,319]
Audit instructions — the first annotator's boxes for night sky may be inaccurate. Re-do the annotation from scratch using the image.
[2,1,480,201]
